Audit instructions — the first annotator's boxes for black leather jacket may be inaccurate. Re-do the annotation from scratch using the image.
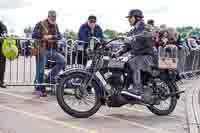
[119,20,154,56]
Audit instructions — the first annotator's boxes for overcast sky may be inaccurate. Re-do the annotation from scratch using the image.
[0,0,200,35]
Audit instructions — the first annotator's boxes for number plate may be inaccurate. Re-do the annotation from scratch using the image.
[158,57,178,69]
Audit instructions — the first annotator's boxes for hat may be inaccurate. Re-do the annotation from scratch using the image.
[88,15,97,21]
[48,10,56,17]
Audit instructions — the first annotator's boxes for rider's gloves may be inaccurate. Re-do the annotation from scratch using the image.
[120,36,135,43]
[112,50,121,58]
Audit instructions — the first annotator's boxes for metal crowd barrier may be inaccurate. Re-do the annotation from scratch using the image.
[4,38,200,87]
[4,38,86,87]
[177,47,200,80]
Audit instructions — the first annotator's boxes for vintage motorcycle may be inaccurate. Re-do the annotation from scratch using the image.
[56,35,184,118]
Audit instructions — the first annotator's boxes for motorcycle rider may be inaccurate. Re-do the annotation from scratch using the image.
[114,9,155,102]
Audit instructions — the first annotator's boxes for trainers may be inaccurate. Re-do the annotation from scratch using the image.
[0,80,6,88]
[0,82,6,88]
[35,91,47,97]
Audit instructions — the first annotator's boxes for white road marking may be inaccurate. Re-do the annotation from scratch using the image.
[97,113,173,133]
[0,104,96,133]
[0,90,173,133]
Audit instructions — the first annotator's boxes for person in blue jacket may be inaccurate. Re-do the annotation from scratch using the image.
[77,15,103,65]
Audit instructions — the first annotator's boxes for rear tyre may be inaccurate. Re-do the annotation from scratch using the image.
[147,80,178,116]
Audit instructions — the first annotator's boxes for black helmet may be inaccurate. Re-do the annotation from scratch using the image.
[126,9,144,18]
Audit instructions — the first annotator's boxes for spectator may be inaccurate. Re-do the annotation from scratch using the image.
[32,10,64,97]
[186,36,200,50]
[77,15,103,65]
[160,24,167,30]
[0,21,7,88]
[154,29,169,48]
[167,27,179,45]
[197,37,200,45]
[147,19,155,27]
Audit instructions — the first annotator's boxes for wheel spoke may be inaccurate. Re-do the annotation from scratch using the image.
[82,98,92,106]
[63,86,96,111]
[163,99,170,105]
[84,97,95,104]
[78,99,83,105]
[152,79,173,111]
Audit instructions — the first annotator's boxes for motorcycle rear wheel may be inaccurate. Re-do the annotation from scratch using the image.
[147,80,178,116]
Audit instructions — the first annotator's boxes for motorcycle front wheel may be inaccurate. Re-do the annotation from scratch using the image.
[56,71,102,118]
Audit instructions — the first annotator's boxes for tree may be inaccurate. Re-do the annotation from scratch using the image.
[24,26,32,37]
[104,29,119,39]
[63,29,77,40]
[176,26,200,39]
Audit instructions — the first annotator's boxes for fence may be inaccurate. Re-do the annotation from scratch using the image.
[4,39,200,87]
[177,47,200,79]
[4,39,86,86]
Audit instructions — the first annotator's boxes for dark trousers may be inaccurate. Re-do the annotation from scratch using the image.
[128,55,154,89]
[0,43,6,82]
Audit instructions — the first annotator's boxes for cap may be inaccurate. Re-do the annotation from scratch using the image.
[48,10,56,17]
[88,15,97,21]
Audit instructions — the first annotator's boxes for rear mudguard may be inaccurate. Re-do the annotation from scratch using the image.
[59,68,106,99]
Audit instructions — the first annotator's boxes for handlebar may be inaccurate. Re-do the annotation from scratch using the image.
[73,40,88,44]
[105,37,124,45]
[89,36,124,46]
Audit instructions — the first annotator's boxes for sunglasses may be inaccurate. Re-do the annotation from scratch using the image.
[49,15,56,18]
[89,20,96,23]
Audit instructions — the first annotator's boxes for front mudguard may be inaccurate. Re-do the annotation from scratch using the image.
[59,68,106,100]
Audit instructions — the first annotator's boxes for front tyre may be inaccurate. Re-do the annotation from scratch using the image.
[56,71,102,118]
[147,80,178,116]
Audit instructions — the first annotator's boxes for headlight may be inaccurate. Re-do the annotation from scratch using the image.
[86,60,93,69]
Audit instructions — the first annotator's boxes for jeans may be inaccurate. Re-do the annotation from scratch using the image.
[35,48,65,91]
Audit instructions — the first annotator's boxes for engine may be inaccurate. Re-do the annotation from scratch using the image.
[104,71,124,89]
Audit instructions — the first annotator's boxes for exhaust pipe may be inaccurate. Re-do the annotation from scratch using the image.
[166,90,185,98]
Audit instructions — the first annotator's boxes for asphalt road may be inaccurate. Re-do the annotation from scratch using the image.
[0,82,189,133]
[0,56,198,133]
